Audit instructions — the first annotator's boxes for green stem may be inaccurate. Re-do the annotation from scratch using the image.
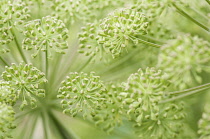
[160,83,210,103]
[0,56,9,66]
[10,28,28,63]
[206,0,210,5]
[169,82,210,95]
[77,55,94,72]
[48,110,77,139]
[41,111,49,139]
[172,3,210,32]
[45,49,48,78]
[136,38,162,48]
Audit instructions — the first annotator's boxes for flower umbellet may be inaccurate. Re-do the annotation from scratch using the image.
[1,63,47,109]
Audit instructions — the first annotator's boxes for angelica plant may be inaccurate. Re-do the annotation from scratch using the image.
[0,0,210,139]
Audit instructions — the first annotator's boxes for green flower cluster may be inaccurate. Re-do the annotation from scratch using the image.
[158,34,210,89]
[122,68,169,121]
[51,0,124,24]
[22,16,69,58]
[58,72,106,118]
[135,103,185,139]
[1,63,47,109]
[0,81,16,106]
[0,102,16,139]
[92,84,126,133]
[198,103,210,139]
[0,0,30,52]
[78,8,150,59]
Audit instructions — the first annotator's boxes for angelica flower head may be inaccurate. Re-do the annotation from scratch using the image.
[198,102,210,139]
[22,16,69,58]
[93,83,126,133]
[158,34,210,89]
[122,67,170,122]
[0,0,30,45]
[58,72,107,118]
[1,63,47,109]
[98,8,149,58]
[0,102,16,139]
[135,103,185,139]
[51,0,125,24]
[0,81,17,106]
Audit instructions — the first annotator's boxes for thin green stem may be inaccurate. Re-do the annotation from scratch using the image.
[169,82,210,95]
[160,83,210,103]
[136,38,162,48]
[173,3,210,32]
[48,110,77,139]
[206,0,210,5]
[10,28,28,63]
[77,55,94,72]
[41,111,49,139]
[45,49,49,78]
[0,56,9,66]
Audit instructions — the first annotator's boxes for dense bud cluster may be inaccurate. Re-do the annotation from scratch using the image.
[98,8,149,58]
[122,67,170,123]
[198,103,210,139]
[1,63,47,109]
[93,84,126,133]
[78,22,100,57]
[0,0,30,45]
[135,103,185,139]
[22,16,69,58]
[51,0,124,24]
[0,102,16,139]
[58,72,106,118]
[158,34,210,89]
[0,81,16,106]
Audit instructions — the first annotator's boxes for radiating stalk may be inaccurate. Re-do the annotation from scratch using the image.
[48,110,78,139]
[206,0,210,5]
[0,56,9,66]
[173,3,210,32]
[160,83,210,103]
[10,28,28,63]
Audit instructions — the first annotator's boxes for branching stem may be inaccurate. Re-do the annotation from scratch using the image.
[173,3,210,32]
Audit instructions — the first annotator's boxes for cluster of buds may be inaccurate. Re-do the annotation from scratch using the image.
[1,63,47,109]
[22,16,69,58]
[135,103,185,139]
[0,102,16,139]
[0,0,30,50]
[51,0,124,24]
[122,67,170,123]
[58,72,107,118]
[93,83,126,133]
[158,34,210,89]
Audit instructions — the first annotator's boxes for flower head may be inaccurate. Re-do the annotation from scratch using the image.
[22,16,69,58]
[158,34,210,89]
[134,103,185,139]
[198,103,210,139]
[0,81,17,106]
[1,63,47,109]
[58,72,106,118]
[0,102,16,139]
[93,83,126,133]
[51,0,124,24]
[122,67,170,122]
[98,8,149,58]
[0,0,30,45]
